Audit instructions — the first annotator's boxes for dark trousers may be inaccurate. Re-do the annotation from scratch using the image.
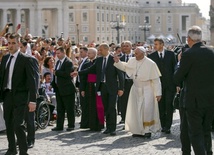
[186,107,214,155]
[3,90,28,155]
[100,83,117,132]
[120,79,133,121]
[158,88,175,130]
[55,89,75,128]
[79,91,89,128]
[179,108,191,155]
[25,111,35,143]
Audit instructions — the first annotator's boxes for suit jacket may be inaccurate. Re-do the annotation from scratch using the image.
[79,55,124,94]
[0,52,37,104]
[174,42,214,108]
[120,53,135,79]
[76,58,90,88]
[148,50,176,91]
[80,59,96,91]
[51,57,76,96]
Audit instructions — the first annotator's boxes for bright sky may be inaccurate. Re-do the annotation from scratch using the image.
[182,0,210,19]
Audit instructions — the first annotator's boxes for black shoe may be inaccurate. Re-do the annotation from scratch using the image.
[165,129,171,134]
[5,150,17,155]
[27,141,34,149]
[110,131,116,136]
[103,129,110,134]
[51,127,63,131]
[132,134,144,137]
[66,127,74,131]
[142,133,151,138]
[80,126,89,129]
[119,120,125,124]
[161,128,166,132]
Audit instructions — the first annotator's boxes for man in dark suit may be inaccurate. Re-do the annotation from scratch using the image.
[76,47,90,128]
[0,33,37,155]
[118,41,134,124]
[74,43,124,136]
[19,39,40,149]
[148,38,176,134]
[51,46,76,132]
[174,25,214,155]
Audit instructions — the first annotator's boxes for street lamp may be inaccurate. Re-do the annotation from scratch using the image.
[110,15,126,44]
[76,24,80,44]
[139,20,151,41]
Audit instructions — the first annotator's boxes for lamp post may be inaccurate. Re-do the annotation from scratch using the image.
[76,24,80,44]
[139,20,151,42]
[110,15,126,44]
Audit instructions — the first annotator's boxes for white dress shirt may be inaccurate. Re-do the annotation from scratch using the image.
[7,51,19,89]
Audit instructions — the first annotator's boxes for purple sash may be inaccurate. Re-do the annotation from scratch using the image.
[87,74,104,125]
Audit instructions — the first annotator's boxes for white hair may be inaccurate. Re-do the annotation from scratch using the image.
[187,25,202,42]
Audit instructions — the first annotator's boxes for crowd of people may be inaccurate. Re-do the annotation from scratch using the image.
[0,23,214,155]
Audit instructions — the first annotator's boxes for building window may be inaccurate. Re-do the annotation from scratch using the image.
[168,1,171,4]
[146,1,149,4]
[82,12,88,22]
[83,36,88,42]
[97,27,100,32]
[157,1,160,4]
[107,14,109,22]
[69,13,74,22]
[97,13,99,21]
[102,27,104,31]
[97,37,99,41]
[167,15,172,24]
[145,16,150,23]
[168,27,172,32]
[69,6,74,9]
[155,15,161,24]
[102,13,104,22]
[82,26,88,32]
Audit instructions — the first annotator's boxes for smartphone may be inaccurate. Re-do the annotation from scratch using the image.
[7,23,13,27]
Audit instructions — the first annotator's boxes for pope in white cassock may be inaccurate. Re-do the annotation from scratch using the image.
[114,46,162,138]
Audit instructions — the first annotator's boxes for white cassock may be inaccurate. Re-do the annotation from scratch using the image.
[114,56,162,135]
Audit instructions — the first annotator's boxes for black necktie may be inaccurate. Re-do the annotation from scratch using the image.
[160,53,163,59]
[101,57,106,82]
[126,55,129,62]
[3,55,14,89]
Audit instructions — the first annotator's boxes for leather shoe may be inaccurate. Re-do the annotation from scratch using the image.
[110,131,116,136]
[132,134,144,137]
[5,150,17,155]
[51,127,63,131]
[161,128,166,132]
[103,129,110,134]
[165,129,171,134]
[27,141,34,149]
[142,133,151,138]
[66,127,74,131]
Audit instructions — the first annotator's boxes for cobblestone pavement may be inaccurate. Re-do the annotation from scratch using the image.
[0,110,212,155]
